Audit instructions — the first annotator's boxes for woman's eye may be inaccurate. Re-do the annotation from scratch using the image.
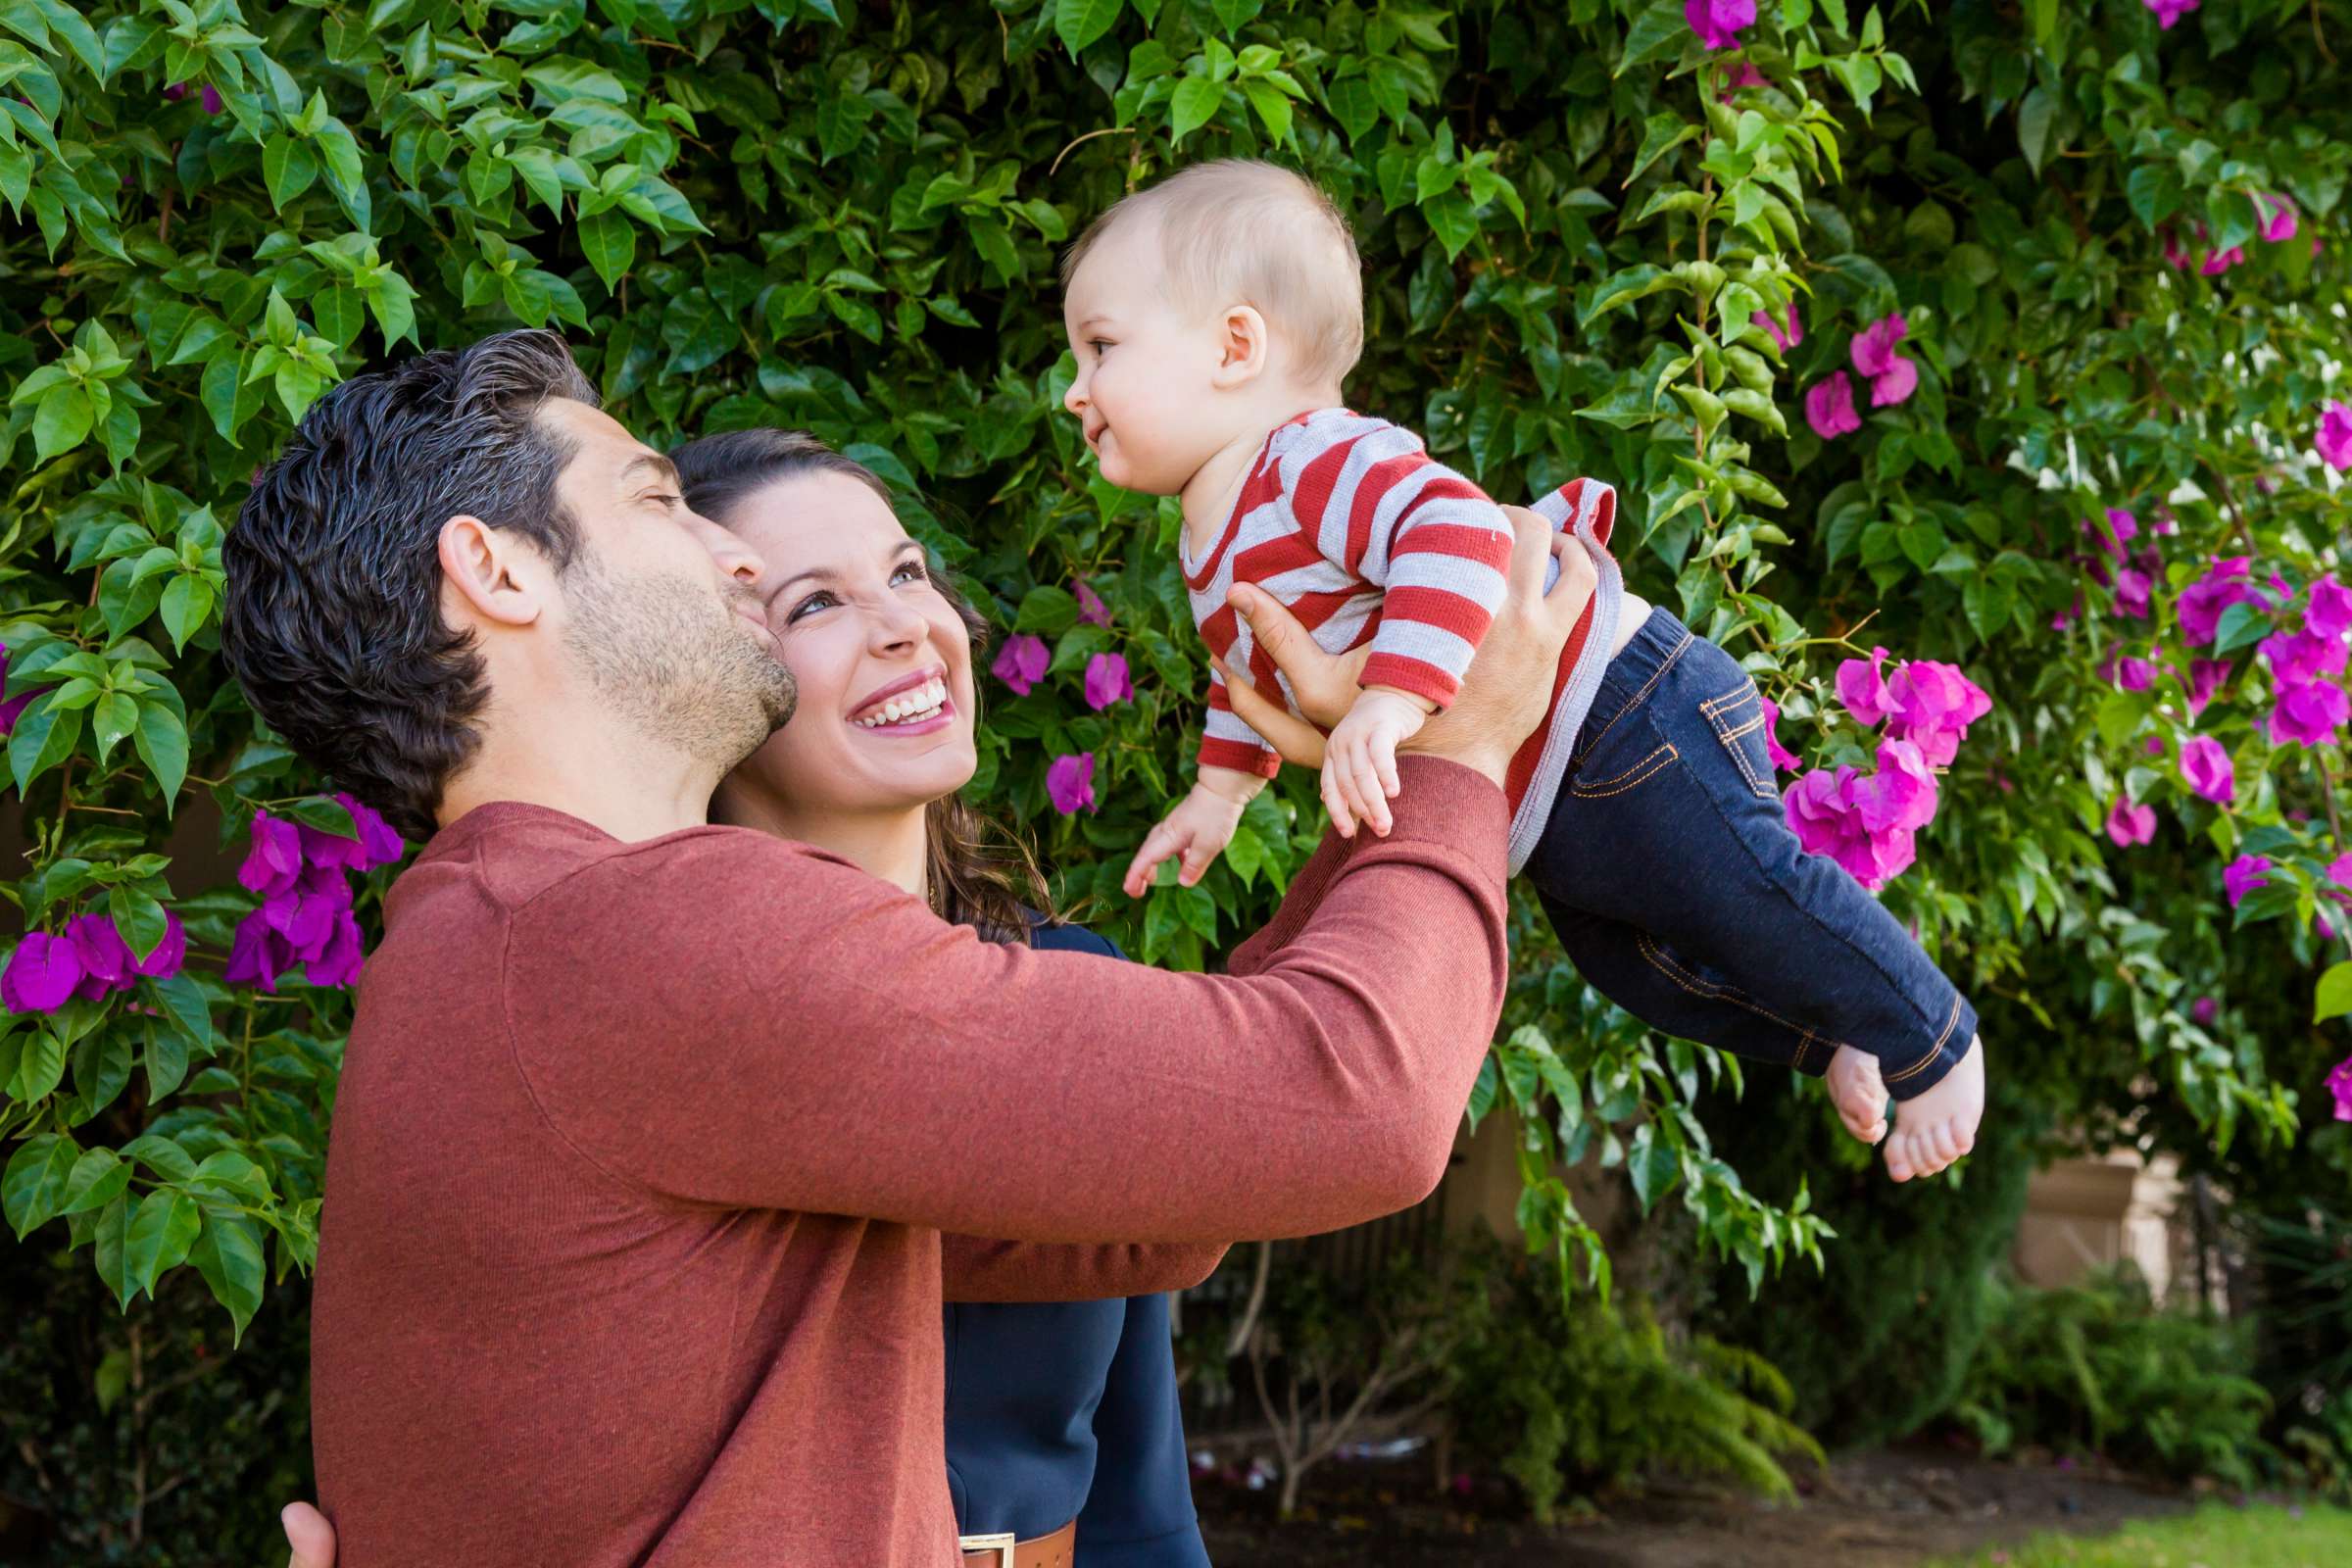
[646,492,682,510]
[786,591,836,622]
[893,561,928,586]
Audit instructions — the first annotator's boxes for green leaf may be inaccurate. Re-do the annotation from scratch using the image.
[133,699,189,806]
[1013,585,1082,635]
[281,795,359,838]
[2017,86,2057,176]
[1169,76,1224,143]
[143,1020,190,1102]
[579,209,636,294]
[146,973,213,1054]
[315,119,371,231]
[1242,78,1293,143]
[10,697,81,795]
[2210,602,2269,659]
[2317,962,2352,1024]
[123,1188,199,1298]
[1617,0,1691,75]
[121,1132,197,1183]
[10,1026,65,1102]
[190,1210,267,1344]
[263,132,318,210]
[1628,114,1699,184]
[109,885,170,962]
[58,1147,129,1215]
[31,381,93,462]
[3,1133,75,1239]
[91,1194,134,1308]
[1055,0,1123,54]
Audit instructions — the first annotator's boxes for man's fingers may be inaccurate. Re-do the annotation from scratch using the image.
[283,1502,336,1568]
[1215,655,1329,768]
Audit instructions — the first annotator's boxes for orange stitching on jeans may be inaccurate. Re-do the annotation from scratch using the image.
[1709,712,1772,798]
[1717,715,1764,741]
[1635,932,1853,1067]
[1572,629,1693,773]
[1884,993,1964,1085]
[1569,742,1678,798]
[1698,682,1757,720]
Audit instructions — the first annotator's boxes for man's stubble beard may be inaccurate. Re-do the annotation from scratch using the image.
[562,552,797,774]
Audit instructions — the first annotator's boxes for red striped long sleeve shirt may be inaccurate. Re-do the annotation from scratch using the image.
[1183,409,1513,777]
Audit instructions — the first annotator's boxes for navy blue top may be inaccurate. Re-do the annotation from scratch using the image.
[942,921,1210,1567]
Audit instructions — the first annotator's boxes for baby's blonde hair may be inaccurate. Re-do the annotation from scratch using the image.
[1061,159,1363,386]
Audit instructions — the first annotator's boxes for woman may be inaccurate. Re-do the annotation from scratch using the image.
[283,427,1225,1568]
[675,427,1222,1568]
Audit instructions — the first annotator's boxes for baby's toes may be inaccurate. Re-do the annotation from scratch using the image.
[1883,1132,1916,1183]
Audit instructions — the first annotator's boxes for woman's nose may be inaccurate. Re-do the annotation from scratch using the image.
[867,595,928,651]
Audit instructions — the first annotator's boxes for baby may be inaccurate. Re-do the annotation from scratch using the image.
[1058,160,1984,1182]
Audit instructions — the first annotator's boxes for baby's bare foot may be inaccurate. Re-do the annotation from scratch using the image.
[1826,1045,1887,1145]
[1884,1034,1985,1183]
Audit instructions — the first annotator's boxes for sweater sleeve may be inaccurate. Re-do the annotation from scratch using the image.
[503,755,1509,1244]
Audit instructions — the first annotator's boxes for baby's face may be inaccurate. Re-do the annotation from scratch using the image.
[1061,220,1230,495]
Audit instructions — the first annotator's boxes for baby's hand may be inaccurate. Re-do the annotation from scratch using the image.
[1123,778,1251,897]
[1322,688,1432,839]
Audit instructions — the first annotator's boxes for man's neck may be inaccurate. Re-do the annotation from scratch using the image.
[437,710,723,844]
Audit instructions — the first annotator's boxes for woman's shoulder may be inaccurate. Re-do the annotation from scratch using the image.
[1025,912,1128,962]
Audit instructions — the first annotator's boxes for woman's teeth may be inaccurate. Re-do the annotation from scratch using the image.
[853,676,949,728]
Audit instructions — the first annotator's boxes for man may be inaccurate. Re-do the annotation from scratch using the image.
[222,330,1589,1565]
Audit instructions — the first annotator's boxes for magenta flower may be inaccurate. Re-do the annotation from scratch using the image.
[2257,193,2299,243]
[2306,576,2352,640]
[1046,753,1098,814]
[1886,661,1992,766]
[1751,306,1801,353]
[1083,652,1133,710]
[2105,797,2156,847]
[1720,62,1768,100]
[2163,230,2192,270]
[1074,581,1112,627]
[1783,741,1937,890]
[1759,696,1800,771]
[201,83,223,116]
[2261,628,2351,686]
[2200,244,2245,275]
[133,910,187,979]
[2192,996,2219,1026]
[238,810,306,898]
[1804,372,1862,440]
[224,915,289,993]
[2092,508,2138,560]
[302,793,405,871]
[1848,313,1919,408]
[2178,557,2266,646]
[2187,658,2230,716]
[67,914,134,1001]
[1684,0,1755,50]
[2114,565,2153,619]
[2270,677,2350,748]
[2328,1055,2352,1123]
[2318,401,2352,472]
[2178,735,2234,804]
[991,633,1050,696]
[308,908,366,988]
[1854,739,1939,836]
[1837,647,1893,726]
[163,82,188,102]
[2,932,83,1014]
[2222,853,2271,908]
[2112,655,2156,692]
[2145,0,2200,28]
[0,640,30,738]
[2145,736,2168,757]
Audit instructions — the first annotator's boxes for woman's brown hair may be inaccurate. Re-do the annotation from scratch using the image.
[669,427,1061,944]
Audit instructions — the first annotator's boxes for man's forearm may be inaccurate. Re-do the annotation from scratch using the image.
[941,1236,1229,1302]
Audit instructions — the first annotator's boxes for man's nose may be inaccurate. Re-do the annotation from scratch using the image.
[686,511,764,586]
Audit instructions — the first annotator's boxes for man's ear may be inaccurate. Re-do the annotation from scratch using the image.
[1207,304,1271,390]
[438,515,546,631]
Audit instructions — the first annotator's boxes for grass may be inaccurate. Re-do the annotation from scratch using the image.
[1931,1502,2352,1567]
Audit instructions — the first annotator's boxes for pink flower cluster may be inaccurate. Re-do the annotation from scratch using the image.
[2318,401,2352,472]
[992,633,1049,696]
[2165,192,2301,277]
[2143,0,2198,25]
[1806,313,1919,439]
[1083,653,1133,710]
[2076,509,2157,620]
[0,640,34,737]
[2,910,188,1015]
[1835,648,1993,766]
[2256,573,2351,749]
[2329,1054,2352,1123]
[223,798,405,993]
[1779,651,1991,889]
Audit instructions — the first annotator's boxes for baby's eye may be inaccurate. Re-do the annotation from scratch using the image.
[1088,339,1112,356]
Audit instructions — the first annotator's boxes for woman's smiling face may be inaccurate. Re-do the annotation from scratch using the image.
[721,469,978,821]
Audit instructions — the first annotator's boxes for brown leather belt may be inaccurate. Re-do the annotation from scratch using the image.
[958,1520,1075,1568]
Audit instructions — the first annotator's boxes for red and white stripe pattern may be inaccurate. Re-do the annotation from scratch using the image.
[1186,409,1514,777]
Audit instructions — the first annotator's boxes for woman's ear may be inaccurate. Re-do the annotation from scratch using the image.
[1208,304,1272,389]
[438,514,547,632]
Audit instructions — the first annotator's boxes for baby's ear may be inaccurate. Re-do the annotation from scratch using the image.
[1209,304,1272,388]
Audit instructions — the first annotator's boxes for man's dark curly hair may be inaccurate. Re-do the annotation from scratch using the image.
[221,330,597,842]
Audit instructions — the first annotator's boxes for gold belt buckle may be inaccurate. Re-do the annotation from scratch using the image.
[957,1532,1016,1568]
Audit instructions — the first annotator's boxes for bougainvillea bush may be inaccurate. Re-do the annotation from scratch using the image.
[4,0,2351,1376]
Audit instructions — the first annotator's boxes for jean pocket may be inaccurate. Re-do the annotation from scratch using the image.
[1567,718,1679,800]
[1698,679,1778,800]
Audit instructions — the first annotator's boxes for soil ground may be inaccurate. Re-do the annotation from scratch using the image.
[1194,1441,2195,1567]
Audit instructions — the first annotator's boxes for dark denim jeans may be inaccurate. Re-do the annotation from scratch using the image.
[1524,609,1976,1097]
